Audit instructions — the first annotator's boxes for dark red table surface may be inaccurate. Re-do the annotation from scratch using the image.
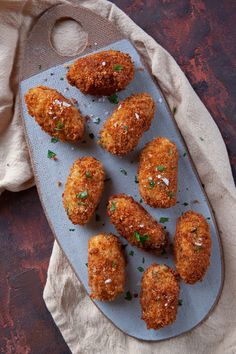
[1,1,235,353]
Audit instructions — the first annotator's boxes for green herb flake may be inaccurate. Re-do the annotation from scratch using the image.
[85,171,92,178]
[149,180,156,189]
[51,137,59,143]
[142,257,145,264]
[124,291,132,301]
[129,250,134,256]
[89,133,94,139]
[69,229,75,231]
[135,176,139,183]
[178,299,183,306]
[167,191,175,199]
[110,201,117,212]
[169,148,173,155]
[156,165,165,172]
[183,202,189,206]
[78,201,86,206]
[207,217,211,220]
[173,107,177,114]
[85,263,88,267]
[195,245,203,252]
[139,198,143,203]
[108,94,119,104]
[93,117,101,124]
[137,266,144,272]
[60,77,64,81]
[54,121,64,131]
[200,137,204,141]
[159,217,169,223]
[134,231,149,244]
[113,64,124,71]
[120,168,127,176]
[123,125,128,131]
[112,261,117,268]
[47,150,57,159]
[183,152,187,157]
[76,190,88,199]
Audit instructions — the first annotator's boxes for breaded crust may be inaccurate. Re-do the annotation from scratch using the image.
[67,50,134,96]
[99,93,155,155]
[24,86,85,142]
[63,157,105,225]
[138,137,178,208]
[107,194,167,252]
[174,210,212,284]
[140,264,179,330]
[88,233,125,301]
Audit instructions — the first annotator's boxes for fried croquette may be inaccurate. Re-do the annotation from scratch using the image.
[99,93,155,155]
[174,210,212,284]
[88,233,125,301]
[107,194,167,252]
[138,137,178,208]
[67,50,134,96]
[63,157,105,225]
[24,86,85,142]
[140,264,180,330]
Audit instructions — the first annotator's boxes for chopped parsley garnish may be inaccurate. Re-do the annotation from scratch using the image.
[51,137,58,143]
[139,198,143,203]
[173,107,177,114]
[178,299,183,306]
[112,261,117,268]
[120,168,127,175]
[110,201,117,212]
[123,125,128,131]
[142,257,145,264]
[108,94,119,104]
[183,202,189,206]
[134,231,149,244]
[69,229,75,231]
[159,217,169,223]
[135,176,139,183]
[169,148,173,155]
[207,217,211,220]
[78,201,86,206]
[149,180,156,189]
[89,133,94,139]
[60,77,64,80]
[85,171,92,178]
[124,291,132,301]
[93,117,101,124]
[137,267,144,272]
[167,191,175,198]
[95,214,100,221]
[156,165,165,171]
[76,190,88,199]
[129,250,134,256]
[54,121,64,130]
[200,137,204,141]
[50,72,54,76]
[113,64,123,71]
[195,245,203,252]
[85,263,88,267]
[183,152,187,157]
[47,150,57,159]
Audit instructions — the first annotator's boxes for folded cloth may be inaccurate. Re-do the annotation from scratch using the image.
[0,0,236,353]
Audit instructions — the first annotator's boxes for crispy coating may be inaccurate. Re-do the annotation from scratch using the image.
[140,264,180,330]
[138,137,178,208]
[88,233,125,301]
[107,194,167,252]
[174,210,212,284]
[63,157,105,225]
[99,93,155,155]
[24,86,85,142]
[67,50,134,96]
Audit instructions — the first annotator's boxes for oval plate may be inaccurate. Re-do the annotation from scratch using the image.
[20,4,224,342]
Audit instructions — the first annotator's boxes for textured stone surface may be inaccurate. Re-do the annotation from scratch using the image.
[0,1,235,353]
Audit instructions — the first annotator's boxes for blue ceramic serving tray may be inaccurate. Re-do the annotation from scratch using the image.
[20,4,223,342]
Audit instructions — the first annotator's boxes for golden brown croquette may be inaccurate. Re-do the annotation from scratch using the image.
[138,137,178,208]
[107,194,168,252]
[174,210,212,284]
[99,93,155,155]
[63,157,105,225]
[140,264,180,330]
[67,50,134,96]
[88,233,125,301]
[24,86,85,143]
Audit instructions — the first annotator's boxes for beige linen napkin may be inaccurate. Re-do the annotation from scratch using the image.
[0,0,236,353]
